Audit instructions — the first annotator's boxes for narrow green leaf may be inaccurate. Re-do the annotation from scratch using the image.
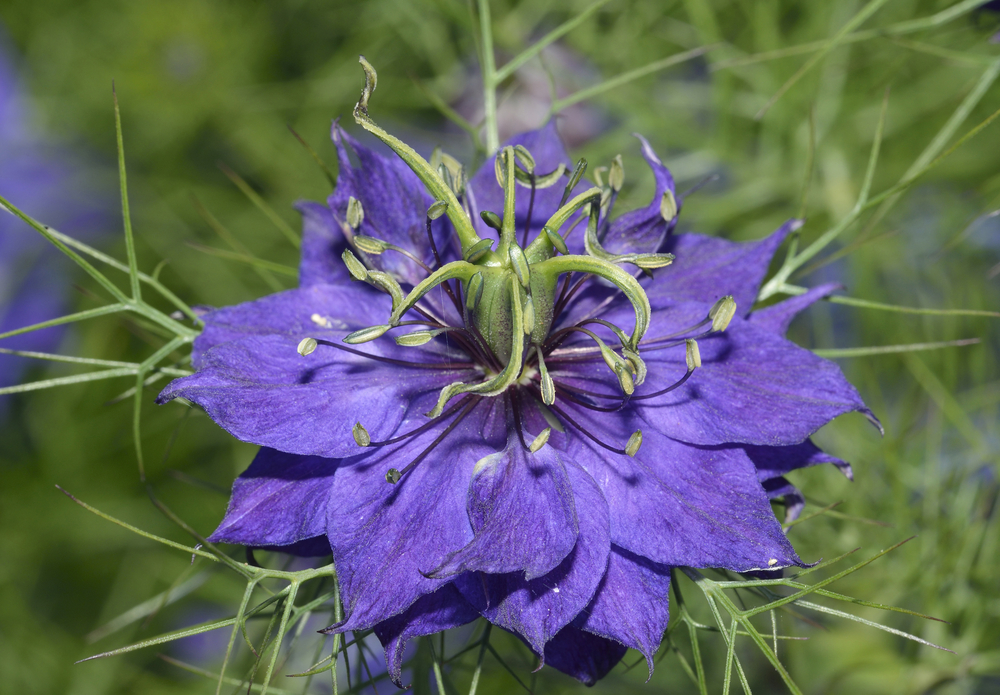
[159,655,297,695]
[795,600,954,652]
[0,367,138,395]
[87,571,211,643]
[287,124,337,188]
[755,0,894,119]
[186,242,298,277]
[814,338,979,358]
[0,348,136,369]
[113,84,142,301]
[191,196,287,292]
[553,45,716,112]
[44,227,201,325]
[782,284,1000,318]
[494,0,613,83]
[77,617,238,662]
[0,304,127,341]
[218,162,300,249]
[56,485,218,561]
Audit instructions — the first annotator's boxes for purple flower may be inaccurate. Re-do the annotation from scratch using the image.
[158,78,874,685]
[0,38,107,395]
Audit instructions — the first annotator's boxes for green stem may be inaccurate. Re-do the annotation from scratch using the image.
[477,0,499,153]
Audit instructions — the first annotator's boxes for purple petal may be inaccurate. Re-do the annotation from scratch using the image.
[467,122,574,239]
[456,461,610,655]
[428,434,578,580]
[599,135,678,256]
[749,282,842,335]
[555,299,874,446]
[542,626,627,685]
[331,125,444,285]
[372,583,480,688]
[565,420,801,571]
[159,286,474,459]
[297,200,349,288]
[650,220,800,314]
[209,447,336,548]
[745,440,853,482]
[575,546,671,675]
[763,476,805,524]
[189,283,389,367]
[324,398,506,632]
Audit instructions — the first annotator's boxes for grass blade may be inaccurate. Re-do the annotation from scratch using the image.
[0,304,126,340]
[218,162,300,249]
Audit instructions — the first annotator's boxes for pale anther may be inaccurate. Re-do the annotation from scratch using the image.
[625,430,643,457]
[342,249,368,281]
[297,337,318,356]
[709,295,737,332]
[529,427,551,453]
[609,155,625,192]
[344,324,391,344]
[347,196,364,229]
[385,468,402,484]
[685,338,702,370]
[353,421,371,447]
[660,189,678,223]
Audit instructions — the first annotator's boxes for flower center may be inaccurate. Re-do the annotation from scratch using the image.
[295,57,737,482]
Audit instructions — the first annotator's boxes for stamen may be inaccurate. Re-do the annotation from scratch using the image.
[559,158,588,208]
[309,338,475,370]
[297,337,318,356]
[546,400,640,457]
[385,397,480,483]
[363,396,471,448]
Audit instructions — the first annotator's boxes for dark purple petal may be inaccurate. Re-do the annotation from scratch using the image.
[555,299,874,446]
[575,546,671,674]
[599,135,678,256]
[542,626,627,685]
[428,434,578,580]
[650,220,800,314]
[297,200,349,288]
[467,122,574,239]
[159,284,475,458]
[208,447,335,549]
[564,420,801,571]
[188,283,388,366]
[745,440,853,482]
[159,332,470,459]
[749,282,842,335]
[325,398,506,633]
[373,583,480,688]
[330,124,445,285]
[762,476,805,524]
[456,460,610,655]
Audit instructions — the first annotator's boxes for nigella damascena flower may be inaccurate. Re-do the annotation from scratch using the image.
[158,61,876,685]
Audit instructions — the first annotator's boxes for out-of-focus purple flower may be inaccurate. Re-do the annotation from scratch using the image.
[159,115,874,686]
[0,40,107,395]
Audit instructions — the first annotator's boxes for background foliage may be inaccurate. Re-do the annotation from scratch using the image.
[1,1,998,693]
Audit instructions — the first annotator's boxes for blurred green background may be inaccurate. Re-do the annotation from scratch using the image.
[1,1,999,693]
